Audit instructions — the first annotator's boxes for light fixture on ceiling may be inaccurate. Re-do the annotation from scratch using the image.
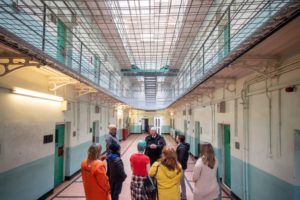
[12,87,63,102]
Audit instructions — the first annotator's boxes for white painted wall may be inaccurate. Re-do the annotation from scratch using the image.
[0,67,116,173]
[129,109,170,128]
[173,54,300,185]
[0,69,63,172]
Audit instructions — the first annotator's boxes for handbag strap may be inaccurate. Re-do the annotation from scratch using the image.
[154,164,160,200]
[154,164,160,177]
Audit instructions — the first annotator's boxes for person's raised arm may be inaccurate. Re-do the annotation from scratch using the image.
[157,136,166,150]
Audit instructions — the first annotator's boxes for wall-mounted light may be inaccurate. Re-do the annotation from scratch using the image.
[61,100,71,111]
[117,109,123,118]
[12,87,63,102]
[170,112,174,117]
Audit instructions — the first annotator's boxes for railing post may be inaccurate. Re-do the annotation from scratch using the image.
[202,46,205,75]
[189,63,192,86]
[42,3,46,51]
[98,61,101,85]
[228,5,231,53]
[79,42,82,73]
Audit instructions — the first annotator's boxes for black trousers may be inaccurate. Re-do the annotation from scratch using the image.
[111,181,123,200]
[106,162,111,185]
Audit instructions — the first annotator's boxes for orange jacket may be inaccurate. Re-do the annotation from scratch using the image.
[81,159,110,200]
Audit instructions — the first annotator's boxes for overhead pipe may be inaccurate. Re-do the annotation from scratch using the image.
[278,85,282,157]
[76,100,80,139]
[265,79,273,158]
[210,102,216,144]
[234,98,238,137]
[241,82,249,200]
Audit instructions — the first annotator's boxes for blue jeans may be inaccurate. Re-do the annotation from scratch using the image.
[180,170,187,199]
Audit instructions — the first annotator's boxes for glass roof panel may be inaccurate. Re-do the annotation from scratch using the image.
[106,0,188,69]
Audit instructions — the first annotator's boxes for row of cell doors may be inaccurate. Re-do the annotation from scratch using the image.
[189,121,231,188]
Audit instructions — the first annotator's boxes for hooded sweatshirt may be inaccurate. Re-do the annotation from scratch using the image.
[176,142,190,170]
[149,161,182,200]
[81,160,110,200]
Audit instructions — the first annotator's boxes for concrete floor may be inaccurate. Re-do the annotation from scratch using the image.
[46,134,233,200]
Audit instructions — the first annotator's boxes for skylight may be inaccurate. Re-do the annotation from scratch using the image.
[106,0,188,69]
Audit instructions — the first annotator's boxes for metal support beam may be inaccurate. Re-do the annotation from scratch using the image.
[75,83,97,97]
[0,56,40,77]
[48,77,78,91]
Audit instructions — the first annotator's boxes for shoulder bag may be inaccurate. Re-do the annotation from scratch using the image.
[144,164,159,200]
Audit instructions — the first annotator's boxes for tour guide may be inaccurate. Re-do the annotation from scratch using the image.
[144,127,166,165]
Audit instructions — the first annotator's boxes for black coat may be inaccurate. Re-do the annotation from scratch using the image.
[108,154,127,183]
[145,134,166,165]
[176,142,190,170]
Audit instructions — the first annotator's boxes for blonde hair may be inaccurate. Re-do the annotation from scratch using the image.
[200,143,215,169]
[87,144,102,161]
[160,146,181,173]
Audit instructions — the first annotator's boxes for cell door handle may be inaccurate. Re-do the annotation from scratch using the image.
[58,147,64,156]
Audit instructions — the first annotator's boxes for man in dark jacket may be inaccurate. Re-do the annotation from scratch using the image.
[105,124,120,155]
[145,127,166,165]
[176,134,190,200]
[105,124,120,178]
[107,143,127,200]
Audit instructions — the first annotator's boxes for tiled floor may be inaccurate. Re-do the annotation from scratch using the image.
[47,134,234,200]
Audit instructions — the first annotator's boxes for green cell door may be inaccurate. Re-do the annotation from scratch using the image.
[54,124,65,187]
[184,120,188,137]
[195,121,201,157]
[57,20,66,64]
[224,124,231,188]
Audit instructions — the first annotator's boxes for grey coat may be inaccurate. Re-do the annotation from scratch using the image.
[105,133,120,155]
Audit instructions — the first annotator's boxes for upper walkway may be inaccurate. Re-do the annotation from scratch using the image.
[46,134,234,200]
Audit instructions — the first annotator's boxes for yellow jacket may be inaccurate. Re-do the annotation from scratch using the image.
[149,161,182,200]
